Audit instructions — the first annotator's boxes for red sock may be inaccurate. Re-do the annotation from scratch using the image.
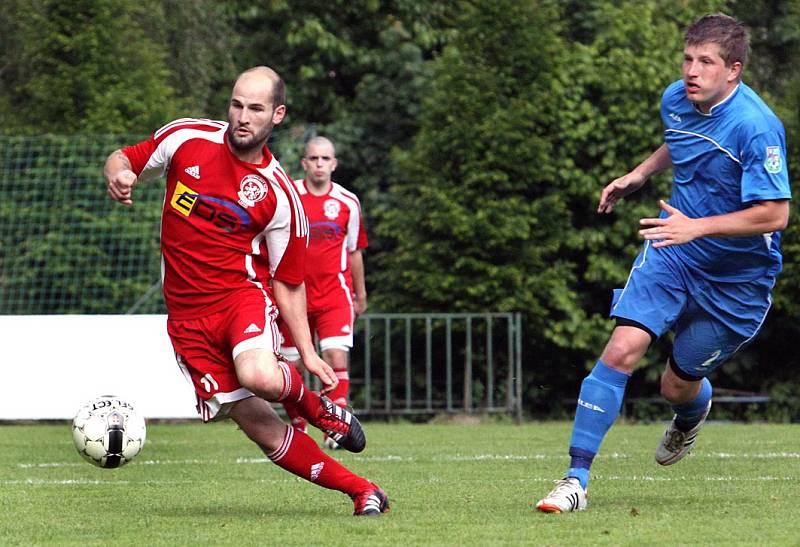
[268,425,371,496]
[276,361,321,420]
[283,401,303,422]
[330,367,350,407]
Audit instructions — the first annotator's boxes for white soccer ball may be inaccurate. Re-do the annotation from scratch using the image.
[71,396,146,468]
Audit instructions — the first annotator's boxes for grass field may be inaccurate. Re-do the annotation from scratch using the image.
[2,419,799,546]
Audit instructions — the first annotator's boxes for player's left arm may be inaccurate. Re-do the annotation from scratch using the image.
[273,279,338,392]
[270,178,337,392]
[346,194,369,315]
[639,198,789,248]
[349,249,367,315]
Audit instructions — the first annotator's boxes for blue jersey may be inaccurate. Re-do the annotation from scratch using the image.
[660,80,791,281]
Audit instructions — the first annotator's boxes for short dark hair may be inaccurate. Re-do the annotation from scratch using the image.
[272,77,285,109]
[685,13,749,68]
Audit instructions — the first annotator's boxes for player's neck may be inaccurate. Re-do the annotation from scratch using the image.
[226,137,268,165]
[232,148,264,164]
[306,179,332,196]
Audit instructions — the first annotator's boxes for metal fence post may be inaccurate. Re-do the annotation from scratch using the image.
[515,312,523,423]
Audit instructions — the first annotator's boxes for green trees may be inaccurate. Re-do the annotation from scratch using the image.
[0,0,184,134]
[373,1,722,391]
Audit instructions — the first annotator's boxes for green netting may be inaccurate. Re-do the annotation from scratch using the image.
[1,132,304,315]
[1,135,166,314]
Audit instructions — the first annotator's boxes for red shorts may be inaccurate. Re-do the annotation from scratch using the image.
[167,291,280,421]
[279,304,354,361]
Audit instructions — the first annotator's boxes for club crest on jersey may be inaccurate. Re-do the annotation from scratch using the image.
[323,199,341,220]
[764,146,783,174]
[237,174,268,208]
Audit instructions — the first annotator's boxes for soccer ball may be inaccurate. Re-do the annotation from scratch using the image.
[71,396,147,468]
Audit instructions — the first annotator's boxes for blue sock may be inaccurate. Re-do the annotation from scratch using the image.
[673,377,712,431]
[566,360,629,489]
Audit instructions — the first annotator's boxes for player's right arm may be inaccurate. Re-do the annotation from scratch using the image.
[269,170,337,392]
[103,150,138,206]
[105,119,222,206]
[598,144,672,214]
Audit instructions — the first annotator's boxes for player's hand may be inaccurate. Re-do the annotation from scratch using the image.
[354,294,367,316]
[302,353,338,394]
[107,169,138,205]
[598,171,647,213]
[639,200,701,248]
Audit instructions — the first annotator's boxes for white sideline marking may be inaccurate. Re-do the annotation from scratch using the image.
[17,462,86,468]
[236,457,269,464]
[5,475,796,487]
[708,452,800,459]
[599,475,798,482]
[446,454,546,461]
[138,458,216,465]
[14,451,800,470]
[17,458,216,468]
[3,479,127,485]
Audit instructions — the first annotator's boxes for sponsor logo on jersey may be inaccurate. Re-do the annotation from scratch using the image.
[171,181,199,216]
[669,112,682,123]
[170,180,251,232]
[237,174,269,208]
[323,199,341,220]
[309,220,344,240]
[765,146,783,174]
[184,165,200,179]
[243,323,262,334]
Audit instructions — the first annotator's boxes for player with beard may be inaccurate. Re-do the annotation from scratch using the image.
[103,66,389,516]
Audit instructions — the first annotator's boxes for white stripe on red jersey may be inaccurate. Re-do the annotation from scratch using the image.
[122,118,307,319]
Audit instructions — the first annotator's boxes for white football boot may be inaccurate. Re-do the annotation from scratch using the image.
[535,477,587,513]
[323,434,341,450]
[655,400,712,466]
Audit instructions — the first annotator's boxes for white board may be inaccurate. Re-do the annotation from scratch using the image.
[0,315,198,420]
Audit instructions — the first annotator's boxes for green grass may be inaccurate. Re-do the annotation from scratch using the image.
[1,420,799,546]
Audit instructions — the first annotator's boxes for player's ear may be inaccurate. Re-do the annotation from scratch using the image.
[728,61,743,82]
[272,104,286,125]
[331,157,337,172]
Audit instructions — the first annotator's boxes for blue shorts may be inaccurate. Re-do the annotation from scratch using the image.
[610,242,774,379]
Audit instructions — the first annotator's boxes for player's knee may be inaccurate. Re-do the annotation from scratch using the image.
[600,327,650,372]
[322,348,349,370]
[600,342,639,373]
[235,351,282,399]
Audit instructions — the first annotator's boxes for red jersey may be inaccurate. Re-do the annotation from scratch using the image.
[291,179,368,311]
[123,118,308,320]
